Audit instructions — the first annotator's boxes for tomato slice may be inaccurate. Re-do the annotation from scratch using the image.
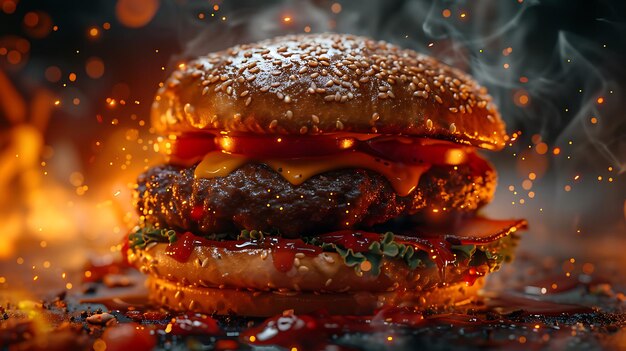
[360,137,472,166]
[169,132,473,166]
[215,134,356,158]
[170,134,216,161]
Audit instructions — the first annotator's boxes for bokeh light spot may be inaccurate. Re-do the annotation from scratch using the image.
[45,66,61,82]
[86,57,105,79]
[115,0,160,28]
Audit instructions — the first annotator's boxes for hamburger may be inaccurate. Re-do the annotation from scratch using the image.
[126,33,526,316]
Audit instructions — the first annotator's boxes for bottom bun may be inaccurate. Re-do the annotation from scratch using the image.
[147,276,485,317]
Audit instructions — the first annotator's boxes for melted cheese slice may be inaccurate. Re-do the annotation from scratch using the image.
[195,151,430,197]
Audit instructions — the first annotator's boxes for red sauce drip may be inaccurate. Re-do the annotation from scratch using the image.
[164,232,322,267]
[461,267,484,287]
[167,314,222,336]
[120,235,130,266]
[271,249,296,272]
[317,231,382,252]
[165,232,200,262]
[420,237,456,281]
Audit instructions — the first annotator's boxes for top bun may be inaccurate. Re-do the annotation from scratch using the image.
[152,33,507,150]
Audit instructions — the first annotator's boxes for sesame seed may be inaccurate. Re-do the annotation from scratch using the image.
[435,95,443,104]
[308,60,318,67]
[449,107,458,113]
[276,92,284,100]
[426,118,433,129]
[311,114,320,124]
[269,120,278,129]
[201,258,210,267]
[336,120,344,130]
[324,95,335,101]
[286,110,293,118]
[284,95,292,103]
[298,266,310,273]
[245,97,252,106]
[240,90,249,97]
[325,80,334,87]
[449,123,457,133]
[298,66,308,74]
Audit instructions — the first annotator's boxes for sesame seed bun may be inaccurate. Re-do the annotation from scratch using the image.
[152,33,508,150]
[128,233,518,316]
[145,276,486,317]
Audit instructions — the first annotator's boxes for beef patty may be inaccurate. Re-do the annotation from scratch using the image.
[134,159,496,238]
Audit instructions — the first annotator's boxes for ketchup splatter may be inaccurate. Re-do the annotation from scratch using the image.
[167,314,222,336]
[101,323,156,351]
[241,312,367,351]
